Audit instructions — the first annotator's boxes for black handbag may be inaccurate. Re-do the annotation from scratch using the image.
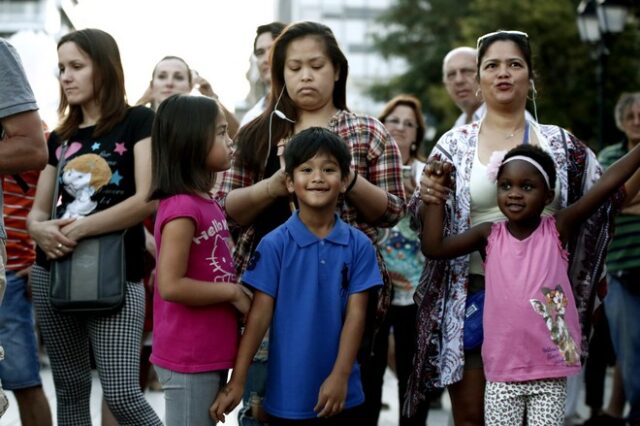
[48,140,127,315]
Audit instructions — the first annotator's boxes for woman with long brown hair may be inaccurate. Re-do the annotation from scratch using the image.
[216,21,405,426]
[27,29,161,425]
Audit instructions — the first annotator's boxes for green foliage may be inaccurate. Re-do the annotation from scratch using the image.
[370,0,640,150]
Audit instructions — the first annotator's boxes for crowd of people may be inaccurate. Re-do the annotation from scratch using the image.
[0,19,639,426]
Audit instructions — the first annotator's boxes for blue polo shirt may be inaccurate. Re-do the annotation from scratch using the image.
[242,212,382,419]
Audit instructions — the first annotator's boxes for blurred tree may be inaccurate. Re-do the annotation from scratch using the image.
[370,0,640,150]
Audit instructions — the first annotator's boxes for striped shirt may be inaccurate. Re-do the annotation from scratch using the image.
[2,171,39,270]
[598,141,640,272]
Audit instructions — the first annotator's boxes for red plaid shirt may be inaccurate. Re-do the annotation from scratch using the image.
[216,109,406,276]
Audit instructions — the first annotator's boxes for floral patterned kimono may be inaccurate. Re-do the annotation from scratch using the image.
[404,120,623,414]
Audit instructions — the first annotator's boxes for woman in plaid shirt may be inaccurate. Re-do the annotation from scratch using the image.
[216,21,405,426]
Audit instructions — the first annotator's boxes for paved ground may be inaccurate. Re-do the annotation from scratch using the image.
[1,364,604,425]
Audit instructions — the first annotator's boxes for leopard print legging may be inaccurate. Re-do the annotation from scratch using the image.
[485,378,567,426]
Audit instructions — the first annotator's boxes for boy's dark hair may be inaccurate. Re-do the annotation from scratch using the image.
[148,94,220,200]
[284,127,351,178]
[499,144,556,189]
[254,22,286,53]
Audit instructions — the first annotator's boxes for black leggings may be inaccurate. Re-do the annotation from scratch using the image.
[360,304,430,426]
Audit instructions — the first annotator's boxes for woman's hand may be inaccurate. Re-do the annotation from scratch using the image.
[60,219,89,243]
[266,169,289,199]
[29,218,78,259]
[192,71,216,99]
[135,86,153,106]
[419,161,452,205]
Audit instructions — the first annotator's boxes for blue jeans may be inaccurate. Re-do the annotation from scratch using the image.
[156,366,228,426]
[238,360,269,426]
[0,270,42,390]
[604,274,640,422]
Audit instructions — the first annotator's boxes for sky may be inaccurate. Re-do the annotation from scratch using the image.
[11,0,275,125]
[74,0,275,108]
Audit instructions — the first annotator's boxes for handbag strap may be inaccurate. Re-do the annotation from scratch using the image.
[50,140,70,220]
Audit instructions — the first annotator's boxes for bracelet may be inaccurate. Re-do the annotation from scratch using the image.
[345,170,358,193]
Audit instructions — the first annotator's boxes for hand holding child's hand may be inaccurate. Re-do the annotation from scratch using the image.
[419,161,453,205]
[210,382,243,423]
[314,372,348,418]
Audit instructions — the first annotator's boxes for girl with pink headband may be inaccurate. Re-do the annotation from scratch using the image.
[421,143,640,425]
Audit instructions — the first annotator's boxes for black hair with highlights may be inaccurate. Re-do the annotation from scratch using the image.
[284,127,351,178]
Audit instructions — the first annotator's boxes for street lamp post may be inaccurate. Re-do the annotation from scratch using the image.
[576,0,629,151]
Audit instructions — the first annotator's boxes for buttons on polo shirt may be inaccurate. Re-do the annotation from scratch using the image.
[320,260,326,264]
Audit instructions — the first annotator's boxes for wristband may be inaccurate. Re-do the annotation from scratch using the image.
[345,171,358,193]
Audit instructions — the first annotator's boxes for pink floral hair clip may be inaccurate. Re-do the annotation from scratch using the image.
[486,150,508,183]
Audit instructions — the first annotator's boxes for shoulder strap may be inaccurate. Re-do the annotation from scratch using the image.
[11,174,29,193]
[50,140,69,220]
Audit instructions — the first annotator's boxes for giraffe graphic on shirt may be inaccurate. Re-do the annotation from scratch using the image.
[530,285,580,366]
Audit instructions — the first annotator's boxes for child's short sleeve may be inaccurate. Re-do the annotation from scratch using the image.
[241,235,281,298]
[348,229,383,294]
[157,195,202,234]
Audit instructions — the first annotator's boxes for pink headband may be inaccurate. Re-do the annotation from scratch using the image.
[502,155,550,188]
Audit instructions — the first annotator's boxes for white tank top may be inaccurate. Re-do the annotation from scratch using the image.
[468,126,562,275]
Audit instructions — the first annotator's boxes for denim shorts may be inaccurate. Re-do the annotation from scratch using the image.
[0,270,42,390]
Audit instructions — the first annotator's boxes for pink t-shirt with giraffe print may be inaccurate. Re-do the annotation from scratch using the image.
[482,216,582,382]
[151,194,240,373]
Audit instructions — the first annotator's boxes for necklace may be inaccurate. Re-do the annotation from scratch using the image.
[485,121,530,144]
[504,126,522,140]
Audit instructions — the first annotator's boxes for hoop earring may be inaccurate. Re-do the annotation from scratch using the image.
[410,143,417,155]
[475,88,482,98]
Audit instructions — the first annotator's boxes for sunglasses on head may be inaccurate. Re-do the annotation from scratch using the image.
[476,30,529,50]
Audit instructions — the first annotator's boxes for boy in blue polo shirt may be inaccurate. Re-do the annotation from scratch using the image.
[211,127,382,425]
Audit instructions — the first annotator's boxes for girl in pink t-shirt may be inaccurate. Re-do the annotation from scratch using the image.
[422,143,640,425]
[148,94,251,426]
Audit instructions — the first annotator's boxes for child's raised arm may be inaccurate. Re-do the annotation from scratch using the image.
[156,217,250,313]
[420,161,490,259]
[556,143,640,242]
[315,291,368,418]
[210,291,274,423]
